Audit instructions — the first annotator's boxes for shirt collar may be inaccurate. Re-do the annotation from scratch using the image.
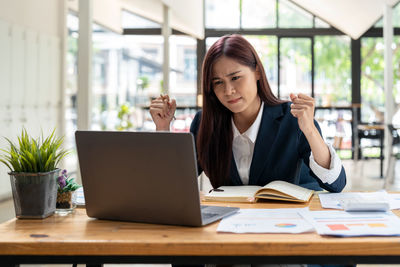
[232,102,264,143]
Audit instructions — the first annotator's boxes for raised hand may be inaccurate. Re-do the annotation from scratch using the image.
[149,94,176,131]
[289,93,316,136]
[290,93,330,168]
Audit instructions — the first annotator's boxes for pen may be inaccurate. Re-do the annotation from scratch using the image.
[209,188,224,193]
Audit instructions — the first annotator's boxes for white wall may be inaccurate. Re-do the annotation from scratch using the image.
[0,0,63,200]
[0,0,60,36]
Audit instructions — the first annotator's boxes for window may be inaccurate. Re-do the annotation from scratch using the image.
[315,17,330,28]
[245,35,278,97]
[242,0,276,28]
[205,0,240,28]
[314,36,351,106]
[361,37,384,123]
[279,38,312,99]
[169,35,197,106]
[278,0,313,28]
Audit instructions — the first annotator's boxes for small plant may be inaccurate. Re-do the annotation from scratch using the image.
[116,103,134,131]
[57,169,81,194]
[0,129,69,173]
[137,76,149,91]
[56,169,81,211]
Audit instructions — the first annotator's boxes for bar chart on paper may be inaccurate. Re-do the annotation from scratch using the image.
[300,210,400,236]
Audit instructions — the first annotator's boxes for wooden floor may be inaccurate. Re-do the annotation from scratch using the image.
[1,158,399,267]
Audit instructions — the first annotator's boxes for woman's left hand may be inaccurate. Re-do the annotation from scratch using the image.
[290,93,316,135]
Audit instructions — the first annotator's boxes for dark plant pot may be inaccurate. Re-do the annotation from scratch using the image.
[9,169,60,219]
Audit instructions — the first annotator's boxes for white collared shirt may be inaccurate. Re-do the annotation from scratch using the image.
[232,103,264,185]
[231,102,342,185]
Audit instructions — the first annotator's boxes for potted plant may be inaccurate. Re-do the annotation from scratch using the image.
[0,129,69,218]
[56,169,81,215]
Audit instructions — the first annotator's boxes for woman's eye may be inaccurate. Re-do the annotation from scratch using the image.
[232,76,240,81]
[214,80,222,85]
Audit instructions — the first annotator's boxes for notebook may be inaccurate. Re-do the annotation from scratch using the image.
[75,130,239,226]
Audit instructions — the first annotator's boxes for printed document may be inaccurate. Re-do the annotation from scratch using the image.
[318,191,395,210]
[299,209,400,236]
[217,208,314,234]
[388,193,400,209]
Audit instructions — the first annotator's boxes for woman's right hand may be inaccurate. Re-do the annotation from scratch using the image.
[149,94,176,131]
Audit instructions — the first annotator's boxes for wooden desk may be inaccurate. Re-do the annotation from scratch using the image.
[1,196,400,266]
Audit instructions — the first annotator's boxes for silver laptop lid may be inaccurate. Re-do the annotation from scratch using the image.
[75,131,204,226]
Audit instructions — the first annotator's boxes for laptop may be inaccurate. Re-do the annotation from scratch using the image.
[75,130,239,226]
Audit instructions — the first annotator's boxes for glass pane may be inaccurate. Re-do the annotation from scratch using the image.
[392,36,400,126]
[169,36,197,132]
[242,0,276,28]
[278,0,313,28]
[206,37,219,49]
[374,17,383,27]
[279,38,311,99]
[92,28,125,131]
[394,3,400,27]
[66,13,79,173]
[314,36,351,107]
[206,0,240,28]
[375,4,400,27]
[169,35,197,106]
[361,38,384,123]
[122,10,160,28]
[245,36,278,97]
[315,108,353,159]
[361,37,400,124]
[315,17,330,28]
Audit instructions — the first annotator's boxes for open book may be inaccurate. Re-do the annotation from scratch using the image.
[204,180,314,203]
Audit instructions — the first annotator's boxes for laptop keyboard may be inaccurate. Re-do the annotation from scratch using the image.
[201,212,219,220]
[200,205,238,222]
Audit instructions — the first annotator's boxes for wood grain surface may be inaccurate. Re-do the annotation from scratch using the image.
[1,194,399,256]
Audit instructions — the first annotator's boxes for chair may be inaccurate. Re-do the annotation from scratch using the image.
[385,124,400,188]
[357,124,385,178]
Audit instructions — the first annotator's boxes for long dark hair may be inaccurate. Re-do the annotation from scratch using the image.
[197,34,283,188]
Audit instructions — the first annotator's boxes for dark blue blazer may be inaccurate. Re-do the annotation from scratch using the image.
[190,102,346,193]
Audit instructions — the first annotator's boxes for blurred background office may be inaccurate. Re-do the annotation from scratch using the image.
[1,0,400,225]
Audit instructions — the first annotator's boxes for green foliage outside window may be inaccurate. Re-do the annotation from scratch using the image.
[361,37,400,123]
[116,103,134,131]
[315,36,351,106]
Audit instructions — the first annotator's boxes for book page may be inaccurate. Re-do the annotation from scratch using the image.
[258,181,313,202]
[204,186,261,202]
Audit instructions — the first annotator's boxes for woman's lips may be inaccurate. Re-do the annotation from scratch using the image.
[228,97,241,104]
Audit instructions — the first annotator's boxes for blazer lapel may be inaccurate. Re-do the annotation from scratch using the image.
[229,154,243,185]
[248,103,284,185]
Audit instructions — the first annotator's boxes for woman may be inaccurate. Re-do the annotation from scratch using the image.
[150,34,346,192]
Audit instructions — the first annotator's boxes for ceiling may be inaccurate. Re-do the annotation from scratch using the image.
[291,0,400,39]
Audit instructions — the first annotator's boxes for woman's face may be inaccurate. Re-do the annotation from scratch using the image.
[211,56,260,116]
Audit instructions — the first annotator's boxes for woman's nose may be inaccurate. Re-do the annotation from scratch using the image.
[224,83,235,95]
